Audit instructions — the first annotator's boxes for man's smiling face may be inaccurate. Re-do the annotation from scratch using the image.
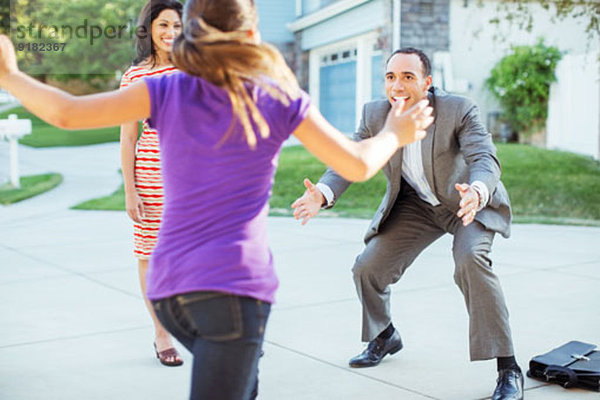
[385,53,432,110]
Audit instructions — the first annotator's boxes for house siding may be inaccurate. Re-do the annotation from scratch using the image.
[299,0,385,50]
[256,0,296,44]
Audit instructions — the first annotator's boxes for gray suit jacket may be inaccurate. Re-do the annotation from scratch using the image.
[319,87,512,243]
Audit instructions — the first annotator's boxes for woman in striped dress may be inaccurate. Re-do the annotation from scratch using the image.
[119,0,183,367]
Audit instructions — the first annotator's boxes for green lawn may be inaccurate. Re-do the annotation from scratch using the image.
[71,183,125,211]
[0,107,120,147]
[269,146,386,218]
[497,143,600,224]
[0,173,63,205]
[72,143,600,225]
[72,146,387,217]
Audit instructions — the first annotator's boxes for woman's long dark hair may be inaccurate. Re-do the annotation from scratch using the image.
[133,0,183,68]
[172,0,300,148]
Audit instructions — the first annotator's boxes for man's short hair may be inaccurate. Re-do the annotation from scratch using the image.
[387,48,432,78]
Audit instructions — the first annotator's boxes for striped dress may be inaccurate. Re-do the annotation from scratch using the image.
[120,65,177,260]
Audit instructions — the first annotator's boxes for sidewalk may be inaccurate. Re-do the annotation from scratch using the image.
[0,101,20,114]
[1,142,599,400]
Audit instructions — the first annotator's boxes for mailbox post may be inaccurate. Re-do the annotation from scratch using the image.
[0,114,32,188]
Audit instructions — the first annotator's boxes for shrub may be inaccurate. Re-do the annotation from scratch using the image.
[486,40,562,137]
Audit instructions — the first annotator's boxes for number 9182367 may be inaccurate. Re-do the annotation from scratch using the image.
[17,43,67,52]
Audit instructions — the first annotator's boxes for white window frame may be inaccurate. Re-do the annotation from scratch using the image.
[371,45,385,99]
[309,31,379,132]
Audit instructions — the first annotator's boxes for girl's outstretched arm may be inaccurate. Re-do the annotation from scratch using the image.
[0,35,149,130]
[293,100,432,182]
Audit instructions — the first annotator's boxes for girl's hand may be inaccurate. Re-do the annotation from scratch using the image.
[0,35,19,83]
[125,190,145,224]
[384,98,434,147]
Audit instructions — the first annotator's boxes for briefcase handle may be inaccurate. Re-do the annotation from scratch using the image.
[544,365,579,388]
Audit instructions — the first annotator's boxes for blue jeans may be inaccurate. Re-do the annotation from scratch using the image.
[152,291,271,400]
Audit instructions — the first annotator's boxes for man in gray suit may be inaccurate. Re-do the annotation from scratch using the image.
[292,48,523,400]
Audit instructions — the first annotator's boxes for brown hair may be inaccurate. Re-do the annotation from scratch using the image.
[133,0,183,68]
[171,0,300,148]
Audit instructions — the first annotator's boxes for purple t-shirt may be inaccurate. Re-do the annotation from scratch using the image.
[143,72,310,303]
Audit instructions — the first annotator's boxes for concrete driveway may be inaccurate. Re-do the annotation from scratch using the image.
[1,141,599,399]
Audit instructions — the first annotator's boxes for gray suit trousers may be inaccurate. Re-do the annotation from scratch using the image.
[353,184,514,361]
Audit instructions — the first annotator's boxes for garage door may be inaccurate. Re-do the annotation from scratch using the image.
[319,50,357,134]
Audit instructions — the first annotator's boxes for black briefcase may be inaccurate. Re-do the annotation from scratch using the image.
[528,341,600,391]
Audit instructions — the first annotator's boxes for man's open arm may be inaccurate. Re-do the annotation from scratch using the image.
[455,99,502,225]
[457,99,501,194]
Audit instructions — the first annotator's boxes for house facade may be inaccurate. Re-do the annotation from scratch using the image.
[259,0,599,159]
[288,0,450,133]
[448,0,599,160]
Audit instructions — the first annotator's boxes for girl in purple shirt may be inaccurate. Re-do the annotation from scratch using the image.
[0,0,432,398]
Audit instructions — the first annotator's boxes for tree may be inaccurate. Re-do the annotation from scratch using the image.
[10,0,141,87]
[485,40,562,137]
[476,0,600,43]
[0,0,9,35]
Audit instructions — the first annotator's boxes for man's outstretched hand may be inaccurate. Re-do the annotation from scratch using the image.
[455,183,480,226]
[291,178,325,225]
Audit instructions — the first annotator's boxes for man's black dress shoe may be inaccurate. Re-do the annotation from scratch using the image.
[348,330,403,368]
[492,369,524,400]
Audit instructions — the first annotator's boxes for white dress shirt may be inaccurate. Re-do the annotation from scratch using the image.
[399,139,440,206]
